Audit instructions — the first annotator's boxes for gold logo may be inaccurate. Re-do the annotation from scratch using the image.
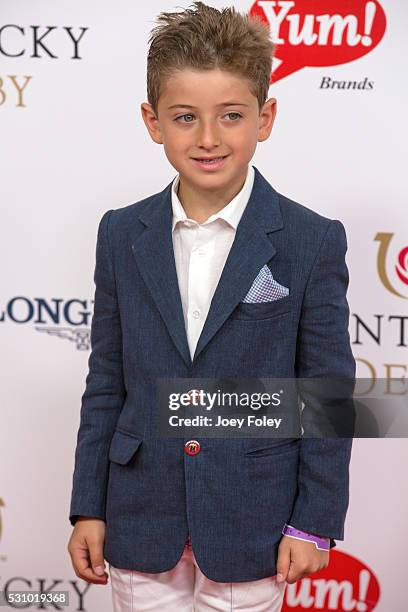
[375,233,408,298]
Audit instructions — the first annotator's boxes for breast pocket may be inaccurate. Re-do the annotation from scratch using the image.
[231,293,294,321]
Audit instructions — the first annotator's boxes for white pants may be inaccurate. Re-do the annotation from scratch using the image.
[109,539,286,611]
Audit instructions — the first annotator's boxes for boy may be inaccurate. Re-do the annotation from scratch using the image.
[68,2,355,610]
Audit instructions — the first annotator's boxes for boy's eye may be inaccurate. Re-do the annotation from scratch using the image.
[176,113,195,123]
[225,112,242,121]
[174,112,242,123]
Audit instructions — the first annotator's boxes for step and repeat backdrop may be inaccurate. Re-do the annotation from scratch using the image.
[1,1,407,610]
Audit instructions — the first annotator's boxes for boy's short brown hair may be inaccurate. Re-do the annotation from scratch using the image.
[146,1,275,116]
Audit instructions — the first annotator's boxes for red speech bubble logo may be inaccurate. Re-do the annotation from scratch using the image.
[281,549,381,611]
[249,0,387,83]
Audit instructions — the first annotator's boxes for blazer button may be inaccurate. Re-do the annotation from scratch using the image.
[184,440,201,456]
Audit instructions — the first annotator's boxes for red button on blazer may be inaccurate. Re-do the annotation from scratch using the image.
[184,440,201,456]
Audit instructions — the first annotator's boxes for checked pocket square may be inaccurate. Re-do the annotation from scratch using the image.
[242,264,289,303]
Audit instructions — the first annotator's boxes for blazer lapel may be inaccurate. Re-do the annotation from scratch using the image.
[129,166,284,368]
[130,181,192,367]
[193,166,284,361]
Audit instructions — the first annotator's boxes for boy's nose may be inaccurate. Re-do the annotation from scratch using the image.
[196,123,221,148]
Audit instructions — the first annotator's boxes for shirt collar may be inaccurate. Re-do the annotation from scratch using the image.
[171,164,255,232]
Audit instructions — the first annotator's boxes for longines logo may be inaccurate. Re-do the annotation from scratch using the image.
[0,297,93,350]
[0,25,88,108]
[375,232,408,299]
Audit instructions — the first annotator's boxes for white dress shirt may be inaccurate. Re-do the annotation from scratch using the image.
[171,164,255,360]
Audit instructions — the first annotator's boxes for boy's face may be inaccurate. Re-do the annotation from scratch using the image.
[141,68,276,193]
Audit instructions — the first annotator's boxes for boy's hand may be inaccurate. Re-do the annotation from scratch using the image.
[67,518,109,584]
[276,535,329,584]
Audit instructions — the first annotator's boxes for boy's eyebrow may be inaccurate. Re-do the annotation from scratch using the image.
[167,102,250,109]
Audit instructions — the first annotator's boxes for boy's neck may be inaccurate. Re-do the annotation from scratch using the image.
[176,166,249,224]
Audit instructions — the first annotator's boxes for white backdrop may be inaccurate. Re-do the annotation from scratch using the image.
[1,1,407,610]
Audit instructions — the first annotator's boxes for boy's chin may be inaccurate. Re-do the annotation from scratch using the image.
[183,171,231,185]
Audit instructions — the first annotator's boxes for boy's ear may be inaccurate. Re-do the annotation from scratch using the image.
[257,97,277,143]
[140,102,163,144]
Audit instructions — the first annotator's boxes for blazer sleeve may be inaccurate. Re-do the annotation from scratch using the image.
[69,209,126,526]
[288,219,355,549]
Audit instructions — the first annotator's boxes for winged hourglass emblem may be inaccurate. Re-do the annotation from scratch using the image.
[35,327,91,350]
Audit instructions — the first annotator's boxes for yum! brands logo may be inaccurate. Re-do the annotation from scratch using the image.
[282,550,380,610]
[249,0,387,83]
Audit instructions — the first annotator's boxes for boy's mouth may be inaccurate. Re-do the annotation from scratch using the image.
[191,155,229,168]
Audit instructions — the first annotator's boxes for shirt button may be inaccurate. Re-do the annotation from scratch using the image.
[192,310,200,319]
[184,440,201,456]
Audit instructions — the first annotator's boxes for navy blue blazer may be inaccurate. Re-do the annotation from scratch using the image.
[69,165,355,582]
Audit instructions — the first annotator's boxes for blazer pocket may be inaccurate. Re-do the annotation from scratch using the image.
[243,441,300,458]
[233,293,294,321]
[109,429,143,465]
